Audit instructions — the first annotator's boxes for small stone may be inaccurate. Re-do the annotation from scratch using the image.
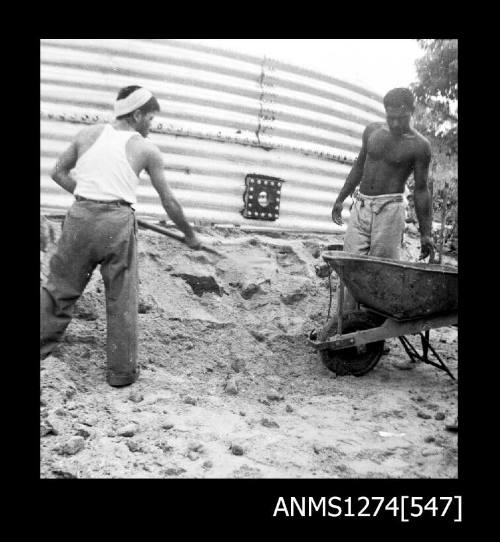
[424,436,436,443]
[157,441,173,453]
[250,330,266,342]
[65,386,77,399]
[81,416,98,427]
[188,443,204,453]
[285,404,294,413]
[75,426,91,439]
[225,378,239,395]
[230,444,244,456]
[116,423,138,437]
[417,411,432,420]
[421,448,440,457]
[162,422,174,430]
[240,283,258,300]
[184,396,197,405]
[54,408,66,417]
[128,392,144,403]
[258,399,271,406]
[435,412,446,421]
[52,468,78,479]
[164,467,186,476]
[261,418,280,428]
[202,460,213,469]
[280,290,307,305]
[40,398,47,407]
[187,450,200,461]
[126,440,142,453]
[267,390,284,402]
[393,360,414,370]
[445,418,459,432]
[138,301,154,314]
[40,420,58,437]
[314,264,331,278]
[231,358,246,373]
[239,411,246,416]
[59,436,85,456]
[42,355,61,365]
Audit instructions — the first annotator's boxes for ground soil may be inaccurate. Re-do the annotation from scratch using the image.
[40,218,458,479]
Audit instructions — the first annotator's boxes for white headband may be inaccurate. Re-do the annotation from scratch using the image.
[114,88,154,118]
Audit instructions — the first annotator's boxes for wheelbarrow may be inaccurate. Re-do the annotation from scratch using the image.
[309,251,458,379]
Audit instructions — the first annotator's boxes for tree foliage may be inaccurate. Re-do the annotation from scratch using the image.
[413,39,458,102]
[411,39,458,154]
[409,39,458,254]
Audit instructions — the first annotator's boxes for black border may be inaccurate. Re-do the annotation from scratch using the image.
[30,31,474,530]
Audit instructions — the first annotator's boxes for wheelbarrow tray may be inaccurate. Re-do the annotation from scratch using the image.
[322,251,458,320]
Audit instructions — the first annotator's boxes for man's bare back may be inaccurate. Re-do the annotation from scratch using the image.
[359,122,431,196]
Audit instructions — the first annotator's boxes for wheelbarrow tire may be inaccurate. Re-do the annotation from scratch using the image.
[320,313,385,377]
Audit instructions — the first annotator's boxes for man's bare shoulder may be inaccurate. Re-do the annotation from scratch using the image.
[410,129,432,156]
[71,124,106,154]
[76,123,106,138]
[129,136,161,157]
[364,122,386,136]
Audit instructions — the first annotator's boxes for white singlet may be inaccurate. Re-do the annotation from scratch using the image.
[72,124,141,204]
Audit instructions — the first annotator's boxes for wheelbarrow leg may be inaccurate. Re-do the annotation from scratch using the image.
[421,330,430,360]
[317,277,345,342]
[398,336,420,363]
[336,279,345,336]
[419,332,456,381]
[398,332,456,381]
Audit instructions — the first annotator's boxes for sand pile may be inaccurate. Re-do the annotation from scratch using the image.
[40,217,458,479]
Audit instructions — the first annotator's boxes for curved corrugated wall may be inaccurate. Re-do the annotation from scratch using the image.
[40,39,386,232]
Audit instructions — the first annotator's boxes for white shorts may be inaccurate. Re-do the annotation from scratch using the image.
[343,193,406,260]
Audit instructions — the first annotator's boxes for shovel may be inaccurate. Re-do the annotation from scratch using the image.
[137,219,225,258]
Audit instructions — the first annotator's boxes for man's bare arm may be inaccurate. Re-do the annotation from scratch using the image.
[331,124,373,225]
[145,145,200,247]
[51,141,79,193]
[413,139,435,258]
[413,140,432,237]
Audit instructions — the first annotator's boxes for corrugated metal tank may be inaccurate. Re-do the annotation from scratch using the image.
[41,39,386,232]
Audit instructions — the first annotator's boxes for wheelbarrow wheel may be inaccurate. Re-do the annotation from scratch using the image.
[320,312,385,377]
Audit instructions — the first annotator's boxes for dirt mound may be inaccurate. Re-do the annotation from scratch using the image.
[40,218,458,479]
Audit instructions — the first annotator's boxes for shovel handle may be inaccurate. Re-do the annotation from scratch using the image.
[137,219,185,242]
[137,219,224,258]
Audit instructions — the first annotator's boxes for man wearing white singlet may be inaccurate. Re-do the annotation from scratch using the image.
[41,85,201,387]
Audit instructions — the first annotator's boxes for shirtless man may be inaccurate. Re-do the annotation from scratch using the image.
[332,87,435,262]
[41,85,201,387]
